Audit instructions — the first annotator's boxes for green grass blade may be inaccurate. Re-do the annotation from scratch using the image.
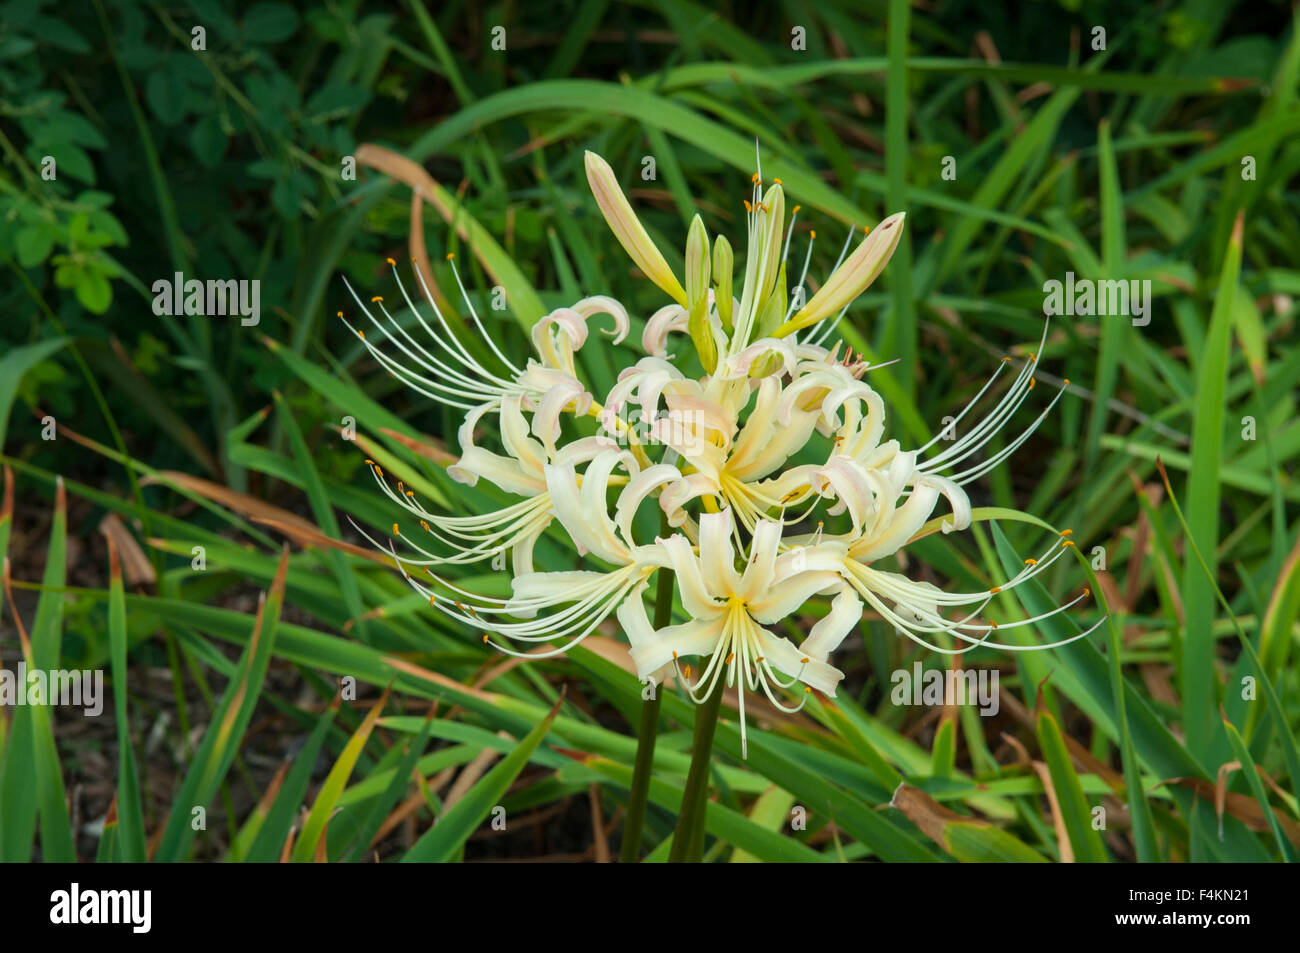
[1181,212,1243,757]
[291,686,391,862]
[401,698,561,863]
[153,548,289,862]
[106,537,147,862]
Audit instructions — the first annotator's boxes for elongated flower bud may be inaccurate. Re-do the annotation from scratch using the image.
[685,214,711,307]
[685,215,717,372]
[584,151,688,305]
[775,211,905,337]
[712,234,734,330]
[756,183,785,304]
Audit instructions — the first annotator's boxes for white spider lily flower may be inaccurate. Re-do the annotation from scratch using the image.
[618,510,860,757]
[341,150,1103,775]
[378,449,670,646]
[339,257,628,448]
[841,531,1105,657]
[801,443,1101,656]
[363,396,620,576]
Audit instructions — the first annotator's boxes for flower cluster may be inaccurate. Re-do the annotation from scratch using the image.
[343,149,1099,754]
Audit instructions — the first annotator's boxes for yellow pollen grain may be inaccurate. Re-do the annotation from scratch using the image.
[810,229,817,239]
[446,253,454,260]
[375,467,383,477]
[483,634,489,643]
[1029,378,1037,390]
[392,523,399,536]
[743,199,753,213]
[725,653,735,665]
[371,296,382,303]
[1083,587,1091,597]
[1064,378,1071,385]
[990,620,999,629]
[989,586,1002,594]
[337,311,343,317]
[792,205,801,214]
[358,330,365,339]
[773,177,782,184]
[429,594,436,606]
[1062,540,1076,547]
[800,657,810,665]
[751,172,760,183]
[756,656,764,663]
[805,687,812,694]
[683,664,692,679]
[1025,558,1037,565]
[1060,528,1074,536]
[365,459,374,465]
[386,257,396,266]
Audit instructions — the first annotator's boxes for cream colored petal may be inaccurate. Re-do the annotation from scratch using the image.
[614,463,681,544]
[736,518,782,604]
[748,569,843,623]
[799,587,863,661]
[628,615,727,680]
[571,295,630,345]
[642,304,689,358]
[447,404,544,496]
[851,480,940,562]
[660,532,727,618]
[544,457,629,563]
[659,472,718,528]
[499,395,547,476]
[697,510,741,597]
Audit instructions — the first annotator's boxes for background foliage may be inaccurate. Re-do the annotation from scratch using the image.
[1,0,1297,862]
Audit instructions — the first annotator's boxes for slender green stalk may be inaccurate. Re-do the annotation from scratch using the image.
[669,674,724,863]
[619,681,663,862]
[620,518,674,863]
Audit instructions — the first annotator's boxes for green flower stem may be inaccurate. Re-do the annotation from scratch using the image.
[669,673,724,863]
[619,680,663,862]
[619,524,675,863]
